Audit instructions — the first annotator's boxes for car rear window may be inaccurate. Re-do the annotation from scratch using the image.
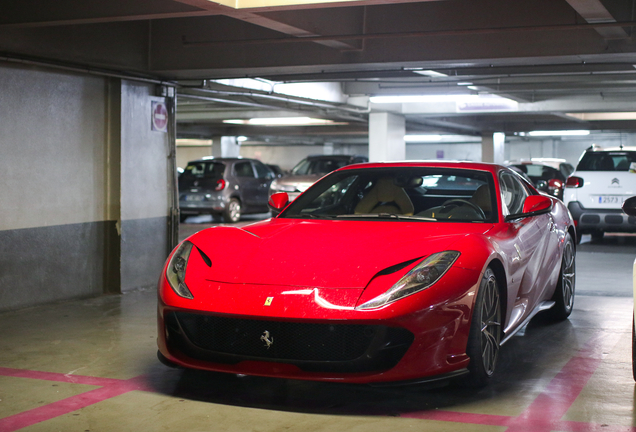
[576,151,636,171]
[291,158,351,175]
[182,162,225,179]
[512,164,562,181]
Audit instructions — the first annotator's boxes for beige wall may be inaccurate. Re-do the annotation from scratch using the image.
[0,64,114,231]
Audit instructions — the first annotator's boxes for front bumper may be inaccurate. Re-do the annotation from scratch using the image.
[164,310,414,374]
[157,274,478,383]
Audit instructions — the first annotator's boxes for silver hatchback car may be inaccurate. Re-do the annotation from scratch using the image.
[269,155,368,201]
[179,157,276,223]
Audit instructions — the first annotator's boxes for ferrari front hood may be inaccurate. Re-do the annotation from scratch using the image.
[189,219,493,289]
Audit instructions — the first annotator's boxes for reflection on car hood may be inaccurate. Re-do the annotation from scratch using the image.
[189,219,493,288]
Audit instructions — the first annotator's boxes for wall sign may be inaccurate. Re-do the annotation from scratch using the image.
[151,101,168,132]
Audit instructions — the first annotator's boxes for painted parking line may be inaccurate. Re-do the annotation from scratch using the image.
[403,330,634,431]
[0,371,150,432]
[0,330,632,431]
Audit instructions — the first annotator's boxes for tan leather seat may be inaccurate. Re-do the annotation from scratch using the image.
[469,184,492,216]
[354,177,414,215]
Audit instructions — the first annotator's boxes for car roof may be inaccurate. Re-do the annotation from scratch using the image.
[337,160,504,174]
[305,154,361,160]
[584,145,636,152]
[186,157,256,164]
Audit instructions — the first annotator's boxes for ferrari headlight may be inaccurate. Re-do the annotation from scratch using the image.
[166,241,194,299]
[356,251,460,310]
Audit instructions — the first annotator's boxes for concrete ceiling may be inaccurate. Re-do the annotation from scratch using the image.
[2,0,636,143]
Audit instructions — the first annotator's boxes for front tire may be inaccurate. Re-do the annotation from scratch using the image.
[223,198,241,223]
[549,233,576,321]
[466,267,501,387]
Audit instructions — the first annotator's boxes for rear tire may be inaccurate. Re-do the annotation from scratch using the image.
[466,267,501,387]
[223,198,241,223]
[548,233,576,321]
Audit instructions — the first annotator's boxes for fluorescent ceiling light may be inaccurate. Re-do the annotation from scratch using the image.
[456,82,473,86]
[370,95,473,103]
[370,94,518,112]
[404,134,481,143]
[405,134,442,142]
[223,117,344,126]
[566,112,636,121]
[527,130,590,136]
[412,70,448,77]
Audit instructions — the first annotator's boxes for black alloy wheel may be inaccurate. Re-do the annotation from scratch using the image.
[549,233,576,321]
[466,267,501,387]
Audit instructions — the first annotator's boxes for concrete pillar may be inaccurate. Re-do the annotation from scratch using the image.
[211,136,222,157]
[482,132,505,163]
[221,136,241,157]
[369,112,405,162]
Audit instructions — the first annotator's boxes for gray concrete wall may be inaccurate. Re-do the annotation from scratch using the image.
[119,80,172,292]
[0,63,118,310]
[0,64,174,310]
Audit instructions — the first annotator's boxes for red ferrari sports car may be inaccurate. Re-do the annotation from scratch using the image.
[158,161,576,386]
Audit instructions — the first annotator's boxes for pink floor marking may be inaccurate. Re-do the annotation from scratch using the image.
[0,330,632,431]
[403,330,636,431]
[0,373,152,432]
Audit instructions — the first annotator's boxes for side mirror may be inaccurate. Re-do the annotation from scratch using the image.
[622,196,636,216]
[268,192,290,212]
[505,195,553,221]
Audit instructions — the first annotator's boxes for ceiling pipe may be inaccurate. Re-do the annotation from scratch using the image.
[180,85,370,117]
[182,20,636,47]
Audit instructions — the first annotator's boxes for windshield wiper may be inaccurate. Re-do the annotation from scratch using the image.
[294,213,335,219]
[335,213,436,221]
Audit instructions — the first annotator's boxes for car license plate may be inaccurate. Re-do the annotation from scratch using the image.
[592,195,626,204]
[185,195,204,202]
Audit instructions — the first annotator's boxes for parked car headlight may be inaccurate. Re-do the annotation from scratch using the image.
[356,251,460,310]
[166,241,194,299]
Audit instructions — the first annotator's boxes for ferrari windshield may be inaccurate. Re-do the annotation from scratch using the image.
[280,167,497,222]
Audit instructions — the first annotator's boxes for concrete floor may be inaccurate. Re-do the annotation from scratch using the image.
[1,220,635,432]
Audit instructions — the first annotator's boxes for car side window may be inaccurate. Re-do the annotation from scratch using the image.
[499,171,529,216]
[253,161,273,179]
[234,162,255,178]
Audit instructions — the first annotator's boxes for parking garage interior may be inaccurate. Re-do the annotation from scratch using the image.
[2,0,636,430]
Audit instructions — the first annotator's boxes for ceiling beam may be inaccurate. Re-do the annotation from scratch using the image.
[565,0,629,39]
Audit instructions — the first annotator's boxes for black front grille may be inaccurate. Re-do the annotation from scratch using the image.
[165,311,413,373]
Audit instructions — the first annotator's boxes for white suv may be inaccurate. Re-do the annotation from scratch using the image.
[564,146,636,243]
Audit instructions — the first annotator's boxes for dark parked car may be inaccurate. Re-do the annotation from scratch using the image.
[508,159,574,200]
[179,157,276,223]
[266,164,285,178]
[269,154,368,201]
